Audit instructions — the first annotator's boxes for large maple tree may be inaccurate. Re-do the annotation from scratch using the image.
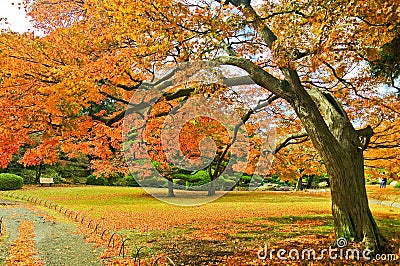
[0,0,399,251]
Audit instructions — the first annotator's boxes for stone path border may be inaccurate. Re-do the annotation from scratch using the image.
[0,192,177,265]
[0,201,103,266]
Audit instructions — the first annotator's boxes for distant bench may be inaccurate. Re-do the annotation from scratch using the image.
[39,178,54,186]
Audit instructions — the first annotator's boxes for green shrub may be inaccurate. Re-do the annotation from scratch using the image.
[124,175,139,187]
[72,176,82,184]
[174,178,186,186]
[187,170,210,187]
[264,174,281,184]
[139,177,167,188]
[105,174,119,186]
[239,175,252,185]
[114,179,126,186]
[394,182,400,189]
[0,173,24,190]
[20,169,37,184]
[53,175,68,184]
[86,175,108,186]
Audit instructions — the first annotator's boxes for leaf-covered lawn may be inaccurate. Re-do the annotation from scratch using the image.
[6,186,400,265]
[17,187,332,231]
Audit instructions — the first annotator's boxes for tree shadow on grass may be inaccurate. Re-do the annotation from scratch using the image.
[118,214,399,265]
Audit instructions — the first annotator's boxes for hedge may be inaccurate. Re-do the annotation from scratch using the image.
[0,173,24,190]
[86,175,108,186]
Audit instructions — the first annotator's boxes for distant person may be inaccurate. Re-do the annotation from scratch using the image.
[382,177,387,188]
[379,177,384,188]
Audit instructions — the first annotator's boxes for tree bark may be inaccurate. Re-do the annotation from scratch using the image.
[295,176,303,191]
[306,175,314,189]
[207,165,217,196]
[208,179,216,196]
[288,87,384,251]
[328,149,383,251]
[167,179,175,197]
[35,164,43,184]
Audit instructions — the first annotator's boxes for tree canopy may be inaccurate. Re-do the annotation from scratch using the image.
[0,0,399,251]
[0,0,397,175]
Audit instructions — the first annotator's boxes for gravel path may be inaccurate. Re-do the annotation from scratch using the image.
[0,200,103,266]
[369,199,400,209]
[306,189,400,209]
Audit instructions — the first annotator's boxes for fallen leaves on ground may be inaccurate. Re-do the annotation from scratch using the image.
[4,188,399,265]
[6,220,44,266]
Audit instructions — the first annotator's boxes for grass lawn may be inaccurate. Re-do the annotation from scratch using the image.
[2,186,399,265]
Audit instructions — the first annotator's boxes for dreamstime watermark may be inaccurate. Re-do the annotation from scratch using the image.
[257,238,399,261]
[122,61,276,206]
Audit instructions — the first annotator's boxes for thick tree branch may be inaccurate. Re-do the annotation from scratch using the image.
[356,125,374,150]
[273,131,309,154]
[219,39,237,56]
[93,74,261,126]
[90,101,150,126]
[261,10,308,20]
[214,56,289,97]
[227,0,277,49]
[116,83,142,91]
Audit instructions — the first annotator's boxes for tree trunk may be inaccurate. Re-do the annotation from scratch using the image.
[35,164,43,184]
[306,175,314,189]
[207,164,217,196]
[295,176,303,191]
[289,87,384,251]
[208,178,216,196]
[167,179,175,197]
[328,150,383,250]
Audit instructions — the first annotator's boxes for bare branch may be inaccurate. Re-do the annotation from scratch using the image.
[219,39,237,56]
[99,91,130,105]
[261,10,308,20]
[214,56,288,97]
[273,131,309,154]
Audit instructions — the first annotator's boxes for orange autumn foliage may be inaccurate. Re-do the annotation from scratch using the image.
[0,0,398,182]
